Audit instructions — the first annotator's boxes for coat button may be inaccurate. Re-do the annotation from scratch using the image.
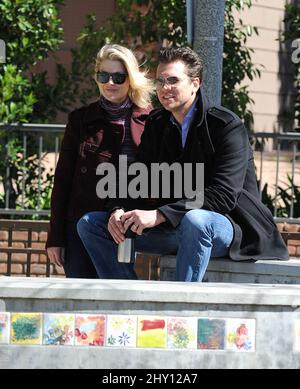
[81,166,87,174]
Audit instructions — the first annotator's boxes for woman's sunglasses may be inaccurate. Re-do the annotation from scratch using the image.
[96,71,127,85]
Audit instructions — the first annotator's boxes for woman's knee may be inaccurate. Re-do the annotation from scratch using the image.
[77,211,108,237]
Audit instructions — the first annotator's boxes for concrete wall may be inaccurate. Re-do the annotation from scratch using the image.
[0,277,300,369]
[160,256,300,284]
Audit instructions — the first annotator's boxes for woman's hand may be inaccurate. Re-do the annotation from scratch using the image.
[108,209,125,244]
[47,246,64,267]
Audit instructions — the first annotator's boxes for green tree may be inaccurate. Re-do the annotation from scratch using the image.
[0,64,36,208]
[0,0,63,67]
[0,64,36,124]
[0,0,65,212]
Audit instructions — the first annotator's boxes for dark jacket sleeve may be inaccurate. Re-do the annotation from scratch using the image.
[46,111,80,248]
[159,119,249,227]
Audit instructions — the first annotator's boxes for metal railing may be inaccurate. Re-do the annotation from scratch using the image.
[0,123,64,217]
[0,123,299,222]
[252,132,300,224]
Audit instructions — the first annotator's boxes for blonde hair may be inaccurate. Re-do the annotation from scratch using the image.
[95,44,154,108]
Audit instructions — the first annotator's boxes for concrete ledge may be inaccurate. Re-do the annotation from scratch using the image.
[160,256,300,284]
[1,277,300,369]
[1,276,300,307]
[0,345,270,370]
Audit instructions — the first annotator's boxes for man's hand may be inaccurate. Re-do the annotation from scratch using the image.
[108,208,125,244]
[121,209,166,235]
[47,246,64,267]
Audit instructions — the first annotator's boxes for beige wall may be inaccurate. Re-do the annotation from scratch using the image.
[34,0,116,123]
[236,0,296,133]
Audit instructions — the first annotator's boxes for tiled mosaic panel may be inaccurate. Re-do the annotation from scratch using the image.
[0,312,261,351]
[75,314,106,346]
[106,315,137,347]
[167,317,197,349]
[197,318,226,350]
[226,318,256,352]
[43,313,75,345]
[10,312,43,345]
[0,312,10,344]
[137,316,167,348]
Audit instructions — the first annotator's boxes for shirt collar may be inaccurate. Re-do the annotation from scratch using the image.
[170,95,199,127]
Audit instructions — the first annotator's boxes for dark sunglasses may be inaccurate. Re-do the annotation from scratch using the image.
[154,76,182,88]
[96,71,127,85]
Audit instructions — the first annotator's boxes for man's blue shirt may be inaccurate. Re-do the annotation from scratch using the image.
[170,96,199,148]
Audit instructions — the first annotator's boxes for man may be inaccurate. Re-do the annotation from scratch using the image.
[77,47,288,282]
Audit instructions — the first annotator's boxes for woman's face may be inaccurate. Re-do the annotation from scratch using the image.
[97,59,130,104]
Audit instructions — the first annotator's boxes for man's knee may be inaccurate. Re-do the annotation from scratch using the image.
[181,209,214,230]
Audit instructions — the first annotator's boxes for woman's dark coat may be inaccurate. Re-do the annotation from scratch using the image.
[46,101,151,248]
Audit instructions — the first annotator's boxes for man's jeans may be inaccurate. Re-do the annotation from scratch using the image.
[77,209,234,282]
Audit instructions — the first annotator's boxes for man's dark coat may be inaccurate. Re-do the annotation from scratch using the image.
[135,89,288,261]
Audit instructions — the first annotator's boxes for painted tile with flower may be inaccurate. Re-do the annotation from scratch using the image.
[226,318,256,351]
[43,313,75,345]
[167,317,197,349]
[106,315,137,347]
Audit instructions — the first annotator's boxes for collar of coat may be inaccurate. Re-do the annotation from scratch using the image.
[149,87,216,154]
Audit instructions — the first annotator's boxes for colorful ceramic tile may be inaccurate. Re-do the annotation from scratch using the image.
[11,312,42,345]
[197,318,226,350]
[295,319,300,351]
[167,317,197,349]
[75,314,106,346]
[137,316,167,348]
[106,315,137,347]
[43,313,75,345]
[226,318,256,352]
[0,312,10,344]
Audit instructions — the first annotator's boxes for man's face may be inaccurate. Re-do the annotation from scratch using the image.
[155,60,200,115]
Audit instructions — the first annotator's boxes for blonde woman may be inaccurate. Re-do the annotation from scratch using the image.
[46,44,154,278]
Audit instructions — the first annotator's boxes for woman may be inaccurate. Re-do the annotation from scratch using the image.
[46,44,154,278]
